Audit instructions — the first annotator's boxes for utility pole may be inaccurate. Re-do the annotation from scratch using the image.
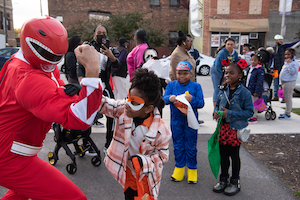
[3,0,7,44]
[280,0,287,36]
[40,0,43,16]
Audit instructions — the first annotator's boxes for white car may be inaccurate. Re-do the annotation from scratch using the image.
[160,53,215,76]
[196,53,215,76]
[294,59,300,93]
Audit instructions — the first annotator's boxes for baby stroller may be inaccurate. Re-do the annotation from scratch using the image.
[48,123,102,174]
[261,73,276,120]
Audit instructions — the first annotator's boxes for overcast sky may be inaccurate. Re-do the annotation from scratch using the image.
[12,0,48,29]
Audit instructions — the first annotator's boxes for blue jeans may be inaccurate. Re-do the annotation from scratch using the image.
[211,67,222,103]
[273,77,279,99]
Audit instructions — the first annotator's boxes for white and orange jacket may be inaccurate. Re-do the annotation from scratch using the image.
[99,96,171,199]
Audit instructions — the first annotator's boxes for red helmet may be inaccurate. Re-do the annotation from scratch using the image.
[20,16,68,72]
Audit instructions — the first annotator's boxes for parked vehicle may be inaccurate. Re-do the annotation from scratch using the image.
[196,53,215,76]
[0,47,20,70]
[160,53,215,76]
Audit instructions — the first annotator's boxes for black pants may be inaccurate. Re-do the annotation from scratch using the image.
[220,144,240,179]
[124,187,137,200]
[103,84,115,148]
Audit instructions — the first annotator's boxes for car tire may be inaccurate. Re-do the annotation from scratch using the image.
[198,65,210,76]
[294,89,300,94]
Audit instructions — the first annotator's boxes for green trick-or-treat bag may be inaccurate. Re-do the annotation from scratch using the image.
[208,111,223,179]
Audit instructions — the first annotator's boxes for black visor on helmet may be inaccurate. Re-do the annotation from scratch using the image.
[31,42,63,62]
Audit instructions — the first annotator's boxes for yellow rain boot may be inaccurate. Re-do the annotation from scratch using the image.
[171,167,185,182]
[187,168,197,184]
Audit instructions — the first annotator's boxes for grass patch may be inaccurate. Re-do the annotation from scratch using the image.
[292,108,300,115]
[282,108,300,115]
[293,191,300,198]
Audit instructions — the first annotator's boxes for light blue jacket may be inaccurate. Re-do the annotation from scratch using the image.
[214,84,254,130]
[279,59,299,82]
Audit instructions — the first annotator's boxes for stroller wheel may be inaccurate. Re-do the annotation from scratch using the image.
[271,111,276,120]
[265,111,271,120]
[91,156,102,167]
[66,163,77,174]
[48,152,57,165]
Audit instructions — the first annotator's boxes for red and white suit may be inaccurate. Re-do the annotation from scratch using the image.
[0,51,103,200]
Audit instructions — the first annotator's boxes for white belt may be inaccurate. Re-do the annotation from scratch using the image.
[10,141,43,156]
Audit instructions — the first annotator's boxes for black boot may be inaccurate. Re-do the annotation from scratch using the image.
[213,176,228,193]
[224,178,240,196]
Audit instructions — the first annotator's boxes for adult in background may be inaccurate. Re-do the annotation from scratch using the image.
[112,37,129,100]
[127,28,149,80]
[271,34,300,101]
[169,30,196,82]
[77,24,120,153]
[65,35,82,84]
[211,38,239,107]
[187,34,200,66]
[0,16,102,200]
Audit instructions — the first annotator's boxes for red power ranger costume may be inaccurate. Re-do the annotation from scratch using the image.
[0,16,102,200]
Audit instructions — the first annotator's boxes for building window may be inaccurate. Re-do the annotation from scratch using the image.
[169,31,178,45]
[89,13,110,21]
[0,12,3,30]
[7,13,11,30]
[170,0,179,6]
[249,0,262,14]
[150,0,160,6]
[217,0,230,15]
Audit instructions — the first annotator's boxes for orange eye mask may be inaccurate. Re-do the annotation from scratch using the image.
[127,95,145,111]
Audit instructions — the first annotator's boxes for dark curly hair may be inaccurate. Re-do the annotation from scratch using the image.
[130,68,165,110]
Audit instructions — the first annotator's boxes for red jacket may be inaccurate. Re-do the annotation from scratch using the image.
[0,51,102,158]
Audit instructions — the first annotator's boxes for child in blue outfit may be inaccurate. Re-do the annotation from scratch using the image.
[245,54,265,124]
[213,62,253,196]
[163,61,205,184]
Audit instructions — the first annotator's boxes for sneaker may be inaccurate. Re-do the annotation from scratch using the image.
[271,98,279,101]
[278,113,291,120]
[86,147,97,156]
[103,147,107,154]
[248,117,257,124]
[93,121,104,128]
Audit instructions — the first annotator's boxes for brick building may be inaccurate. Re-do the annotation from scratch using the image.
[0,0,16,47]
[48,0,189,56]
[201,0,270,57]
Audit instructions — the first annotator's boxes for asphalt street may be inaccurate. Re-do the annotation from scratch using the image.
[1,75,299,199]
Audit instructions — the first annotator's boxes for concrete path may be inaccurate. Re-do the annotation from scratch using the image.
[1,75,299,199]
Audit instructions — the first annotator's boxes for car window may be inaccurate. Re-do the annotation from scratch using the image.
[0,49,11,56]
[11,48,19,54]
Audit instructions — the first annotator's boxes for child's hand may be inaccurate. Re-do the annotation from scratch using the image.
[128,155,143,169]
[185,94,192,102]
[253,93,260,97]
[213,111,220,120]
[286,58,291,63]
[221,107,228,119]
[169,95,176,102]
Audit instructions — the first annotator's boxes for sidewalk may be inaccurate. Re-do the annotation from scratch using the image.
[1,96,299,199]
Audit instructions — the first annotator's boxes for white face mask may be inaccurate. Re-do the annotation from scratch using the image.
[126,101,145,111]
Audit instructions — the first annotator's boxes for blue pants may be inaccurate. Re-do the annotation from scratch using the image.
[273,77,279,99]
[211,66,222,103]
[171,119,198,169]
